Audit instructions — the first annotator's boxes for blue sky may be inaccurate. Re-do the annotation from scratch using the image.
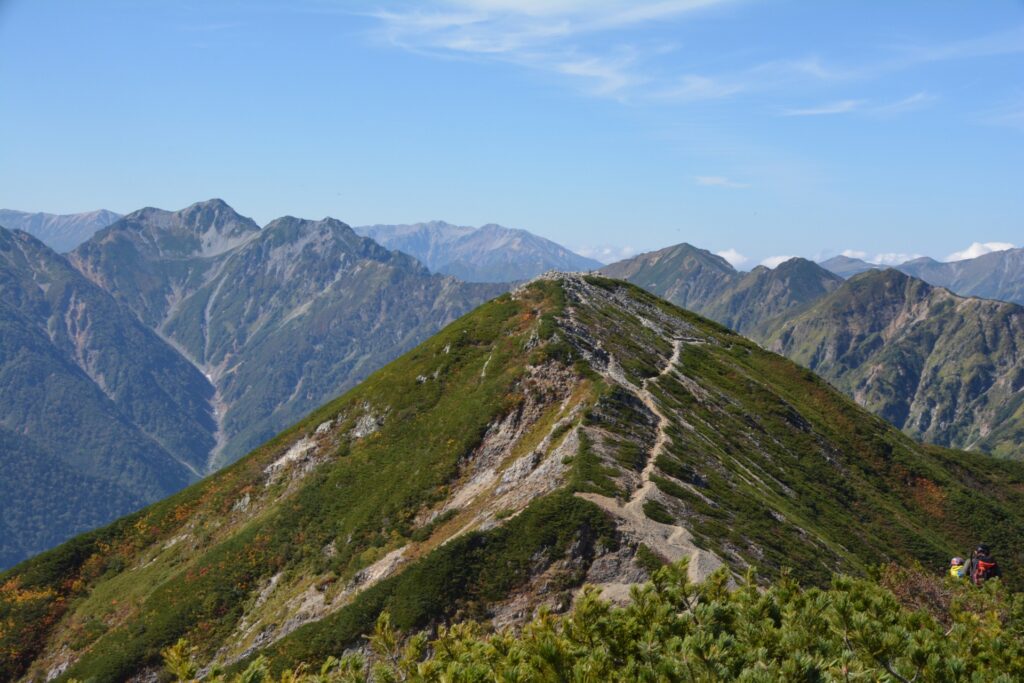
[1,1,1022,267]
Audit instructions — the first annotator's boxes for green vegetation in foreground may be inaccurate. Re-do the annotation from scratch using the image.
[159,561,1024,682]
[234,492,617,677]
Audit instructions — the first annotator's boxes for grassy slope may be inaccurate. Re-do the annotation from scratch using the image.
[3,276,1024,682]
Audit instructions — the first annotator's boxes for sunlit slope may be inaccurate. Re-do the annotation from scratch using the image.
[3,275,1023,682]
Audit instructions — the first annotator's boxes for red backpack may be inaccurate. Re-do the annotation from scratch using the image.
[972,559,998,585]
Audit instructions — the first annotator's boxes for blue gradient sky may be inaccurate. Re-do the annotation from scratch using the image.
[1,1,1022,266]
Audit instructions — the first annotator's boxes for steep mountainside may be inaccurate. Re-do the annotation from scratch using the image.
[600,243,737,312]
[69,199,262,329]
[896,249,1024,305]
[4,275,1023,682]
[72,202,504,465]
[601,244,841,334]
[764,269,1024,457]
[607,245,1024,457]
[356,220,601,282]
[0,209,121,252]
[0,228,216,569]
[704,258,843,334]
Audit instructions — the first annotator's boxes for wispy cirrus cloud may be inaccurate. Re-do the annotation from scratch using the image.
[695,175,748,188]
[368,0,734,97]
[981,96,1024,131]
[365,2,1022,120]
[781,92,936,118]
[782,99,864,116]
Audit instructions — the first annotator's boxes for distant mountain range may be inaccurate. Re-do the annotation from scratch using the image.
[356,220,602,282]
[0,209,122,252]
[820,248,1024,305]
[7,274,1024,682]
[602,243,843,335]
[70,200,505,467]
[0,200,510,568]
[605,244,1024,457]
[3,202,1023,570]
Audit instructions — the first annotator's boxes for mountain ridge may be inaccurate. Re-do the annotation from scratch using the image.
[71,202,505,467]
[4,273,1023,682]
[605,243,1024,457]
[356,220,601,282]
[0,209,122,253]
[820,248,1024,305]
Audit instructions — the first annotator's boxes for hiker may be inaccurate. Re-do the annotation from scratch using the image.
[967,545,1002,585]
[949,557,966,579]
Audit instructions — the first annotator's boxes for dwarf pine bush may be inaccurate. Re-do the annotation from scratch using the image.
[157,560,1023,682]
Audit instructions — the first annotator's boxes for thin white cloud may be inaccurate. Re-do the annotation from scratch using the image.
[946,241,1015,262]
[782,99,864,116]
[760,255,794,268]
[556,55,642,96]
[653,74,744,102]
[577,244,637,264]
[715,248,749,267]
[870,92,936,117]
[981,98,1024,131]
[695,175,748,188]
[366,5,1023,112]
[367,0,735,99]
[782,93,935,118]
[841,249,868,259]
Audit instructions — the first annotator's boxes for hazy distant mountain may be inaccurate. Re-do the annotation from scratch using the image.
[72,201,504,465]
[820,248,1024,306]
[601,243,841,334]
[818,254,879,278]
[896,249,1024,305]
[356,220,601,282]
[764,269,1024,456]
[0,227,215,568]
[0,209,121,252]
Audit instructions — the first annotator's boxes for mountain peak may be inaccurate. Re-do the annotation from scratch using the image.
[85,200,260,259]
[355,220,601,282]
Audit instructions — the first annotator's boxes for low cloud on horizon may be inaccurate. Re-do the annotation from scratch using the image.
[760,255,795,268]
[715,248,749,267]
[576,244,638,264]
[830,241,1015,266]
[946,241,1015,261]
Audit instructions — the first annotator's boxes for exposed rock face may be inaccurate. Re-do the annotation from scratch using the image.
[356,220,602,283]
[8,274,1024,683]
